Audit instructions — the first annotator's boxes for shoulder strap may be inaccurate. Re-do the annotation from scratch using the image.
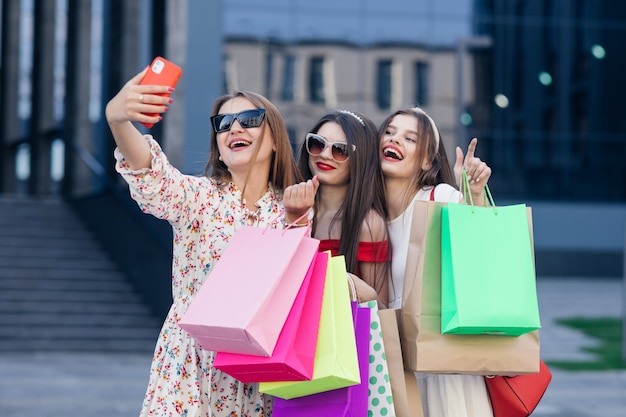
[429,186,436,201]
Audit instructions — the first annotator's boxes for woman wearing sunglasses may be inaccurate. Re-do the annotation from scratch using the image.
[297,109,390,305]
[379,107,493,417]
[105,68,316,417]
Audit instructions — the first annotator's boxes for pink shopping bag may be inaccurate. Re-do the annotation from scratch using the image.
[259,255,360,399]
[213,251,328,382]
[179,225,319,356]
[272,303,370,417]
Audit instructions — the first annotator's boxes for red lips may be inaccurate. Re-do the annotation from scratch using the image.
[315,162,335,171]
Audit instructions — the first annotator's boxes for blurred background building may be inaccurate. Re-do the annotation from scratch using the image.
[1,0,625,336]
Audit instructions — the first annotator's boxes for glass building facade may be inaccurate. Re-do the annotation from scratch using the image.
[1,0,625,204]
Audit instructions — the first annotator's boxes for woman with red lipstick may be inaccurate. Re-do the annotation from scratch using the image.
[105,68,315,417]
[379,107,493,417]
[297,109,390,306]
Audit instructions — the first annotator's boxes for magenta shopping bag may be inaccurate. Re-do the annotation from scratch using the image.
[213,251,328,382]
[179,225,319,356]
[272,303,370,417]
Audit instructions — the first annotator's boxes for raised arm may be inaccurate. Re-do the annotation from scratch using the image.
[104,68,173,170]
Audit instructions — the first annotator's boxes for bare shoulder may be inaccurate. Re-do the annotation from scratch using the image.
[359,209,387,242]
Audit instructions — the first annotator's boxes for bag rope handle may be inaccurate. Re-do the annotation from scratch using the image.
[346,272,359,302]
[461,169,496,214]
[264,209,311,234]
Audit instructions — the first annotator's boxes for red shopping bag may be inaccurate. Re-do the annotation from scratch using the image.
[213,251,328,382]
[179,224,319,356]
[485,359,552,417]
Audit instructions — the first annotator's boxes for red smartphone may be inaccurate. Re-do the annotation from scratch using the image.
[139,56,182,128]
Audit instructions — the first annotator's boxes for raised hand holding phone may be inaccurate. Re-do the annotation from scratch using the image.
[139,57,182,128]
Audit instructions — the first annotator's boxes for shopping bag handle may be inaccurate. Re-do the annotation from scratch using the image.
[264,209,311,235]
[461,169,496,214]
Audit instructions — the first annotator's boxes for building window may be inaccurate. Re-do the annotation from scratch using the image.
[286,126,298,156]
[281,55,295,102]
[308,56,325,104]
[376,59,392,110]
[265,49,273,98]
[224,54,237,94]
[414,61,429,106]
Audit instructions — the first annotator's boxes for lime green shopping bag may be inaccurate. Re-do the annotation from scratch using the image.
[441,172,541,336]
[259,254,360,399]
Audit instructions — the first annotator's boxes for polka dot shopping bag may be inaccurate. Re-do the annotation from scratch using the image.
[360,300,396,417]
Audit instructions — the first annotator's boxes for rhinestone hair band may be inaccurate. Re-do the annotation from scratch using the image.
[338,110,365,127]
[413,107,440,149]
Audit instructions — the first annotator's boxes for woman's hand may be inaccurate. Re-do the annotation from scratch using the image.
[104,68,174,170]
[283,176,319,225]
[105,68,172,127]
[453,138,492,206]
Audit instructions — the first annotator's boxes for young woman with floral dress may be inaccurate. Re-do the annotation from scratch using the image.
[105,67,317,417]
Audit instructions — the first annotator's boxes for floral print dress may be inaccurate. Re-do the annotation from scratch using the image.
[115,136,283,417]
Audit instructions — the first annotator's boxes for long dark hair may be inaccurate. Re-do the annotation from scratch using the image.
[204,91,302,192]
[298,110,390,293]
[378,107,456,205]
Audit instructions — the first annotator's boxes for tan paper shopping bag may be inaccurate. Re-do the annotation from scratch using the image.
[379,308,424,417]
[400,201,540,375]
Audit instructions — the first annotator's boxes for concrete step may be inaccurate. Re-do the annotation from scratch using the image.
[0,277,136,292]
[0,338,157,352]
[0,235,102,250]
[0,324,159,340]
[0,299,155,315]
[0,289,146,303]
[0,246,107,259]
[0,267,143,280]
[0,256,118,269]
[0,224,95,239]
[0,312,160,327]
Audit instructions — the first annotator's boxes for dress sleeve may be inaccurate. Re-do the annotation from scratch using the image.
[114,135,207,226]
[356,240,390,263]
[318,239,341,257]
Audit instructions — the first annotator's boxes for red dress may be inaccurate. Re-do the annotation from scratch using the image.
[318,239,390,275]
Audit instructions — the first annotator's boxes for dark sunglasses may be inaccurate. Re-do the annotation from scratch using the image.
[211,109,266,133]
[305,133,356,163]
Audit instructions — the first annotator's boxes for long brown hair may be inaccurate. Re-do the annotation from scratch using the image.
[298,110,390,294]
[204,91,302,192]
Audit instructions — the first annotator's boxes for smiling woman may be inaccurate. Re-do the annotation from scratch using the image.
[295,109,391,307]
[104,68,314,417]
[378,106,494,417]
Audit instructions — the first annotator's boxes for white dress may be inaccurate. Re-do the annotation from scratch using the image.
[388,184,494,417]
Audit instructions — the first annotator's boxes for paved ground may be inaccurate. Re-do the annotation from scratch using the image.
[1,277,625,417]
[531,278,626,417]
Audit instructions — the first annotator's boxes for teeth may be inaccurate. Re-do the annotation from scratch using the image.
[384,148,403,160]
[230,140,251,149]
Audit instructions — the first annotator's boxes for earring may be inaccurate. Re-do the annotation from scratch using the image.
[218,155,223,161]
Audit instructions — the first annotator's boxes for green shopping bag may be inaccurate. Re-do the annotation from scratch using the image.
[259,254,360,399]
[440,172,541,336]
